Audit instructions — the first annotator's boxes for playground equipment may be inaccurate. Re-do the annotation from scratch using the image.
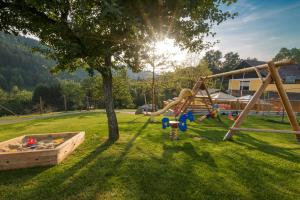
[153,59,300,142]
[150,89,193,120]
[162,110,195,140]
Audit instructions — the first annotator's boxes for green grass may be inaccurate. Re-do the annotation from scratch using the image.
[0,112,299,200]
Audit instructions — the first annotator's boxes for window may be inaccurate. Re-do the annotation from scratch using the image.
[240,81,250,91]
[285,76,296,84]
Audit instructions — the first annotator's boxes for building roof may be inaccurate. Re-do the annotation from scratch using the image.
[234,60,300,80]
[196,91,237,102]
[236,60,266,69]
[278,64,300,80]
[197,88,220,96]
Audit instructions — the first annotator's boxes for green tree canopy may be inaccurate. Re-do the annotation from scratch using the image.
[0,0,237,141]
[274,48,300,63]
[203,50,241,73]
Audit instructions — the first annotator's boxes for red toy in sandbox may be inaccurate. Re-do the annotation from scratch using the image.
[27,137,37,147]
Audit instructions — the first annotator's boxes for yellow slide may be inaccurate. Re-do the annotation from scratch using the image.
[150,88,193,120]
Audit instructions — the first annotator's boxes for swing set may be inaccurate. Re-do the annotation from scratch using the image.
[151,59,300,142]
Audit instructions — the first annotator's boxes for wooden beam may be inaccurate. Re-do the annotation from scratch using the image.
[268,61,300,142]
[230,128,300,134]
[203,59,294,79]
[254,67,264,82]
[175,80,203,117]
[201,78,214,106]
[223,73,273,140]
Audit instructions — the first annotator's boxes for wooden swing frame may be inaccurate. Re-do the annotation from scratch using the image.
[178,59,300,142]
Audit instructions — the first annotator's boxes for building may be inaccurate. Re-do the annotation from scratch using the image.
[228,60,300,112]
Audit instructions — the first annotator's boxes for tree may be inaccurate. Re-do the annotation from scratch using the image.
[0,0,236,141]
[203,50,241,73]
[81,72,133,109]
[222,52,241,72]
[156,60,212,106]
[274,48,300,63]
[60,80,84,110]
[113,70,134,109]
[32,84,64,111]
[203,50,223,73]
[0,86,32,116]
[142,43,175,111]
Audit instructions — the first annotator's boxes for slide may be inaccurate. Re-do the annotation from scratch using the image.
[150,88,193,120]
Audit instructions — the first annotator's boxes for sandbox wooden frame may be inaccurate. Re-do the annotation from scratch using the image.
[0,131,85,171]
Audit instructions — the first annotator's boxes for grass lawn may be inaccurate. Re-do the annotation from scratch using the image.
[0,112,299,200]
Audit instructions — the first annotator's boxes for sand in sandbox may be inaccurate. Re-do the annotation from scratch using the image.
[0,136,69,152]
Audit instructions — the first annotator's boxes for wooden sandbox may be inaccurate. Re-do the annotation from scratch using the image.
[0,131,85,171]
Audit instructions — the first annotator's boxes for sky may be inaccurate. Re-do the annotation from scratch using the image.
[211,0,300,61]
[24,0,300,65]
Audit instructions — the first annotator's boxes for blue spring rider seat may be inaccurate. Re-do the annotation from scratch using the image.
[162,110,195,132]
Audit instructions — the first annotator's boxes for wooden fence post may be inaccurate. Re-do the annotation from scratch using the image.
[63,95,67,111]
[39,96,43,114]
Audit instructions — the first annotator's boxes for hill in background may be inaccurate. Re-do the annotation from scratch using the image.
[0,33,153,91]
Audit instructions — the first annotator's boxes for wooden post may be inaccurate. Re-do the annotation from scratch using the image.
[176,80,203,116]
[39,96,43,114]
[254,67,264,82]
[86,96,90,110]
[202,79,214,107]
[0,104,17,116]
[63,95,67,111]
[268,61,300,141]
[152,64,155,112]
[223,73,273,140]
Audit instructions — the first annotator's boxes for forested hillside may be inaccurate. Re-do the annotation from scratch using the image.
[0,32,58,91]
[0,32,92,91]
[0,33,153,92]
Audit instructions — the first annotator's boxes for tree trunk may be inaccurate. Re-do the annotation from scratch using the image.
[99,56,119,141]
[152,64,155,112]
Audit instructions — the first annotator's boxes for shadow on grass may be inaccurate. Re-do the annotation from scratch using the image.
[223,152,300,199]
[162,142,217,168]
[234,134,300,163]
[188,126,227,142]
[12,120,150,200]
[2,117,300,200]
[0,166,50,186]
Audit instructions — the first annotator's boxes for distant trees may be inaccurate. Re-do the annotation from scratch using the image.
[0,32,57,91]
[222,52,241,72]
[81,71,134,109]
[202,50,223,73]
[203,50,241,73]
[60,80,84,110]
[32,85,64,111]
[274,48,300,63]
[0,86,32,116]
[154,61,213,107]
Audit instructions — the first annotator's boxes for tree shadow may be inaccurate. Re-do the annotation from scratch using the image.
[14,120,150,200]
[223,152,300,199]
[187,126,226,142]
[234,134,300,163]
[162,142,217,169]
[0,166,50,186]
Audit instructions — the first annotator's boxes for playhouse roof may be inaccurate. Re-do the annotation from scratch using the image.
[210,92,237,101]
[197,88,220,95]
